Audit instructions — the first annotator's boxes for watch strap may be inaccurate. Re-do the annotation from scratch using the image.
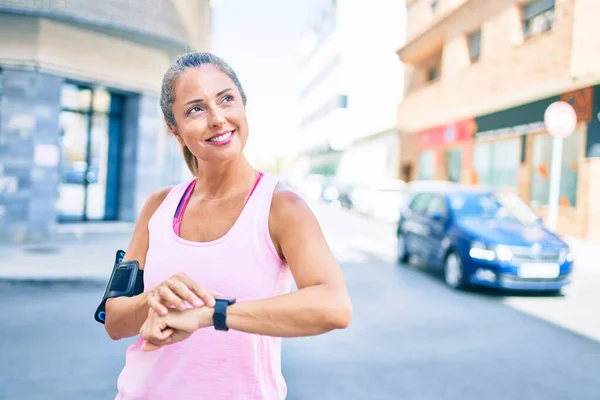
[213,298,236,331]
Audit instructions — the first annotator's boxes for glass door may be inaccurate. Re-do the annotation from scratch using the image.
[58,84,123,222]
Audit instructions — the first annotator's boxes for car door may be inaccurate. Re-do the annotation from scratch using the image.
[422,194,451,268]
[401,193,432,258]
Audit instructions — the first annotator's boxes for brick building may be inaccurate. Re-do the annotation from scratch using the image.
[396,0,600,239]
[0,0,211,242]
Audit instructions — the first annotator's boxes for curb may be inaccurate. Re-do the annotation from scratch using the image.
[0,276,107,286]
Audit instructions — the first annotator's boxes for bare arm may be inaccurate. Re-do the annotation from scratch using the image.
[103,187,172,340]
[171,186,350,338]
[140,185,352,350]
[225,187,351,336]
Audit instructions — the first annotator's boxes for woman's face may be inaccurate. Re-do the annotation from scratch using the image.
[169,65,248,165]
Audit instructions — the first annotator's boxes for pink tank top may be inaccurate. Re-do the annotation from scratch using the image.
[115,173,293,400]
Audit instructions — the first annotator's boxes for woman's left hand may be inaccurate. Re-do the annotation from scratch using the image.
[141,307,214,351]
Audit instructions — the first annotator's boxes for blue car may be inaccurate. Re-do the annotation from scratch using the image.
[396,183,574,293]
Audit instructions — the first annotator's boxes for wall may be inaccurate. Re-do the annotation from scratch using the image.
[0,0,187,45]
[0,15,172,94]
[0,69,62,242]
[398,0,580,134]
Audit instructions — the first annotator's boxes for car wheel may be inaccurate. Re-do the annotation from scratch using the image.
[444,252,468,289]
[397,234,410,264]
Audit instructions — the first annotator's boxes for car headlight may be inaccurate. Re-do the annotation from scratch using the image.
[495,245,513,262]
[559,248,574,263]
[469,241,496,261]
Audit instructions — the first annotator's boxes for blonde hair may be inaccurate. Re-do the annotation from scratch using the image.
[183,146,199,176]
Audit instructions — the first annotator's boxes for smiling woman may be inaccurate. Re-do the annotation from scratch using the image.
[102,52,352,400]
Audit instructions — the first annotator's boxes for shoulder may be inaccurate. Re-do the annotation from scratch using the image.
[268,182,320,245]
[145,186,176,211]
[270,182,313,223]
[122,185,177,266]
[138,185,177,221]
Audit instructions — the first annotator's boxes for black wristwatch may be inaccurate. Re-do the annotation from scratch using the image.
[213,297,236,331]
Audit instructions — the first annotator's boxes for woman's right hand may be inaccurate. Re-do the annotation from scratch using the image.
[147,273,218,316]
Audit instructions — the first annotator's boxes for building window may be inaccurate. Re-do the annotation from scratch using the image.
[468,29,481,63]
[473,138,520,189]
[418,150,436,180]
[431,0,439,14]
[446,148,462,182]
[523,0,555,38]
[530,131,580,208]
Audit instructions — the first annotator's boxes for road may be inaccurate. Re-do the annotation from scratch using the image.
[1,204,599,399]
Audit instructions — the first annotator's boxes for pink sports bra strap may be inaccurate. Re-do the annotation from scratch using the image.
[172,172,264,237]
[173,179,197,236]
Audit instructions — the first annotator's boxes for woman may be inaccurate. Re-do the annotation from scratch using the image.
[103,52,352,400]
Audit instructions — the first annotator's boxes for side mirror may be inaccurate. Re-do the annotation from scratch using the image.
[431,212,447,222]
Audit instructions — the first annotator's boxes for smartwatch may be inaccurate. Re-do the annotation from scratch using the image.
[214,297,236,331]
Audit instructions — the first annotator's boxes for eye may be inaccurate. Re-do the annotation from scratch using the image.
[221,95,234,103]
[187,106,204,115]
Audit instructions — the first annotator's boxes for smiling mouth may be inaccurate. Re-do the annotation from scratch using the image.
[206,130,234,143]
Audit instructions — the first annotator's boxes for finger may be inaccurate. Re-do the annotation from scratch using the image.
[148,292,169,316]
[144,326,173,346]
[154,328,174,342]
[158,285,186,311]
[167,279,204,309]
[142,340,161,352]
[177,275,215,307]
[172,274,216,307]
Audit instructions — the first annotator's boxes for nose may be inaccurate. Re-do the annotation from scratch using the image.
[209,107,226,128]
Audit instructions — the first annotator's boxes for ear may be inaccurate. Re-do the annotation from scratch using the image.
[167,123,186,147]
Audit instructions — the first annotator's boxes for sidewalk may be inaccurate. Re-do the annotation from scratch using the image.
[0,223,134,283]
[0,216,597,283]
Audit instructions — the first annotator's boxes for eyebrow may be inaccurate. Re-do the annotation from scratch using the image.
[183,88,233,106]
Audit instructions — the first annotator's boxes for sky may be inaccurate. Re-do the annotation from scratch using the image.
[211,0,323,166]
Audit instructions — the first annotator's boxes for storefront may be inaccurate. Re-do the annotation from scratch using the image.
[0,3,211,242]
[472,87,596,238]
[415,118,476,183]
[402,85,600,238]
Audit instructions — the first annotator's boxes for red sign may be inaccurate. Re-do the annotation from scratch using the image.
[418,117,476,148]
[560,87,593,122]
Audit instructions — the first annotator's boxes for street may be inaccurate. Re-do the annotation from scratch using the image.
[1,204,599,399]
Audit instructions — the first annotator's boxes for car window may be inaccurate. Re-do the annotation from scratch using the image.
[449,191,539,225]
[426,195,448,218]
[408,193,431,215]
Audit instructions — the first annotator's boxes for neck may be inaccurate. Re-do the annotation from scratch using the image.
[193,154,257,200]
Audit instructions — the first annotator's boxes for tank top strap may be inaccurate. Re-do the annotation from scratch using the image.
[246,173,279,219]
[240,172,281,261]
[148,179,195,236]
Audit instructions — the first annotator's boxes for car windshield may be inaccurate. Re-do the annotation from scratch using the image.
[448,191,540,225]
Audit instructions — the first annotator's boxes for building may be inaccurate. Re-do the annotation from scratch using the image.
[0,0,211,242]
[396,0,600,240]
[296,0,405,183]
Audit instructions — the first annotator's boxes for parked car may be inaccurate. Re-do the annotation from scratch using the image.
[396,182,574,293]
[351,179,407,222]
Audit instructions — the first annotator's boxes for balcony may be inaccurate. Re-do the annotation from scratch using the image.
[398,0,511,64]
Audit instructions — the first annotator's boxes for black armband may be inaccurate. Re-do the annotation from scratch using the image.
[94,250,144,324]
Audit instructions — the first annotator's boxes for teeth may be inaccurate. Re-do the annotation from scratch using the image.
[208,131,232,142]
